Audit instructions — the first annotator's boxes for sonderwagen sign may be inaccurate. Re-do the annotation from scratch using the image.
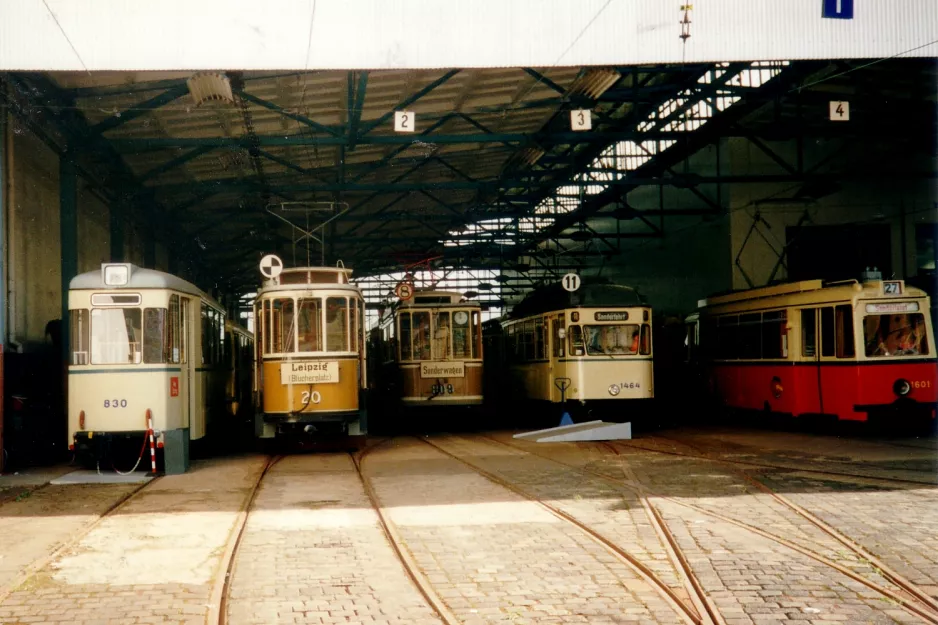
[594,311,630,322]
[281,361,339,384]
[420,362,465,378]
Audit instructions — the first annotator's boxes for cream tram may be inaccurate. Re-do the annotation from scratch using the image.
[373,290,483,418]
[253,261,367,440]
[486,277,654,423]
[686,278,937,425]
[67,263,228,472]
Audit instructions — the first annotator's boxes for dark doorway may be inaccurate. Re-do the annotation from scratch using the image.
[786,224,892,282]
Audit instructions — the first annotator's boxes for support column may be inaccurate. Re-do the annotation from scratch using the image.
[60,159,78,364]
[0,89,7,472]
[110,195,125,262]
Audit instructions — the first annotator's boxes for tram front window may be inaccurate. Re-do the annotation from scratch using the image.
[452,310,472,358]
[91,308,142,364]
[432,312,451,359]
[297,298,321,352]
[584,324,641,355]
[326,297,349,351]
[864,313,929,357]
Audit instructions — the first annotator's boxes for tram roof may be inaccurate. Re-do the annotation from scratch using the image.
[507,278,647,320]
[697,279,931,310]
[70,263,217,303]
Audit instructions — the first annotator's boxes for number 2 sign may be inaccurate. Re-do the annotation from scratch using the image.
[394,111,415,133]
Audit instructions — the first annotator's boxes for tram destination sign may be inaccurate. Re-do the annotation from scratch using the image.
[421,362,465,378]
[594,311,630,322]
[281,361,339,384]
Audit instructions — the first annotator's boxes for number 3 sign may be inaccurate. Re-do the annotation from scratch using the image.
[570,109,592,131]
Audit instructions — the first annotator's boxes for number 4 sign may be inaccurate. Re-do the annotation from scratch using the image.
[829,101,849,121]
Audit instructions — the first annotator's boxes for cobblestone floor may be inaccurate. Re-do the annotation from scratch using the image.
[0,455,266,625]
[226,453,441,625]
[0,427,934,625]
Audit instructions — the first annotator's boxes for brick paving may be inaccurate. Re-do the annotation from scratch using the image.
[367,438,688,624]
[0,483,140,590]
[225,453,441,625]
[0,455,267,625]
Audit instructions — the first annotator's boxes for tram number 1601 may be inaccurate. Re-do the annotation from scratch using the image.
[431,383,455,395]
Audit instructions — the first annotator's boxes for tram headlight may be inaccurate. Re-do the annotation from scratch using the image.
[608,384,620,396]
[893,378,912,397]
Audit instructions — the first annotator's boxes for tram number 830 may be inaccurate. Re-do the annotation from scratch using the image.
[104,399,128,408]
[431,383,455,395]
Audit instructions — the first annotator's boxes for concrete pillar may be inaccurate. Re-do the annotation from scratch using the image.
[60,158,77,365]
[0,94,7,472]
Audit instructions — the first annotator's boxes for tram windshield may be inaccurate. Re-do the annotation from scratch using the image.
[262,295,359,354]
[583,324,645,355]
[863,312,929,357]
[88,308,142,364]
[71,299,186,366]
[398,309,480,361]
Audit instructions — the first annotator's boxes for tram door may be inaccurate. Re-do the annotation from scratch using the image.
[180,297,193,431]
[549,315,568,402]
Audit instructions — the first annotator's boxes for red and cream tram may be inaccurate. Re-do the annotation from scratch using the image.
[687,278,937,425]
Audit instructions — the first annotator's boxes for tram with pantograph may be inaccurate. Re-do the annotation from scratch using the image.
[253,259,367,443]
[371,290,483,427]
[484,277,654,425]
[67,263,229,472]
[685,277,937,427]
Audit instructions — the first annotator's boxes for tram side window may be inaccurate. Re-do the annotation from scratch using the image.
[70,309,90,365]
[412,311,431,360]
[350,298,359,353]
[835,305,855,358]
[820,307,835,357]
[326,297,349,352]
[298,298,323,351]
[761,311,788,359]
[272,299,296,353]
[91,308,142,364]
[399,313,412,360]
[472,311,481,359]
[452,311,471,359]
[717,316,738,360]
[802,309,816,357]
[640,324,651,355]
[143,308,169,363]
[533,318,545,360]
[552,317,565,358]
[433,312,452,359]
[568,325,584,356]
[739,314,761,359]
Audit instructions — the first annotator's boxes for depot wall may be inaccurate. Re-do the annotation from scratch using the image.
[3,120,169,351]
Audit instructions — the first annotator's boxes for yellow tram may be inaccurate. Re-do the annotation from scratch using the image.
[253,260,367,440]
[485,277,654,424]
[373,290,484,416]
[67,263,229,472]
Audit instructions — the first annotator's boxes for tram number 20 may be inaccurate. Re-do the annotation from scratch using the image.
[431,384,454,395]
[104,399,128,408]
[301,390,322,405]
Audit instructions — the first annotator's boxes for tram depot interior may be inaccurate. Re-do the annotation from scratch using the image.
[0,3,936,624]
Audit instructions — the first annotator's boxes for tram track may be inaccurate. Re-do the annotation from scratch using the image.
[617,437,936,487]
[350,438,458,625]
[420,435,716,625]
[209,454,282,625]
[463,434,938,624]
[0,471,159,606]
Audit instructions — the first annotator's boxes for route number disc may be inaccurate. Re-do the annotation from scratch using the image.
[561,273,581,292]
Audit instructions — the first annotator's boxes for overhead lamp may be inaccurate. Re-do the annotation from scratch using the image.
[567,68,621,100]
[478,282,493,291]
[187,72,234,107]
[513,145,546,167]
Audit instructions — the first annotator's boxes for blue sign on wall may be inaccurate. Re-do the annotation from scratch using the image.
[823,0,854,19]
